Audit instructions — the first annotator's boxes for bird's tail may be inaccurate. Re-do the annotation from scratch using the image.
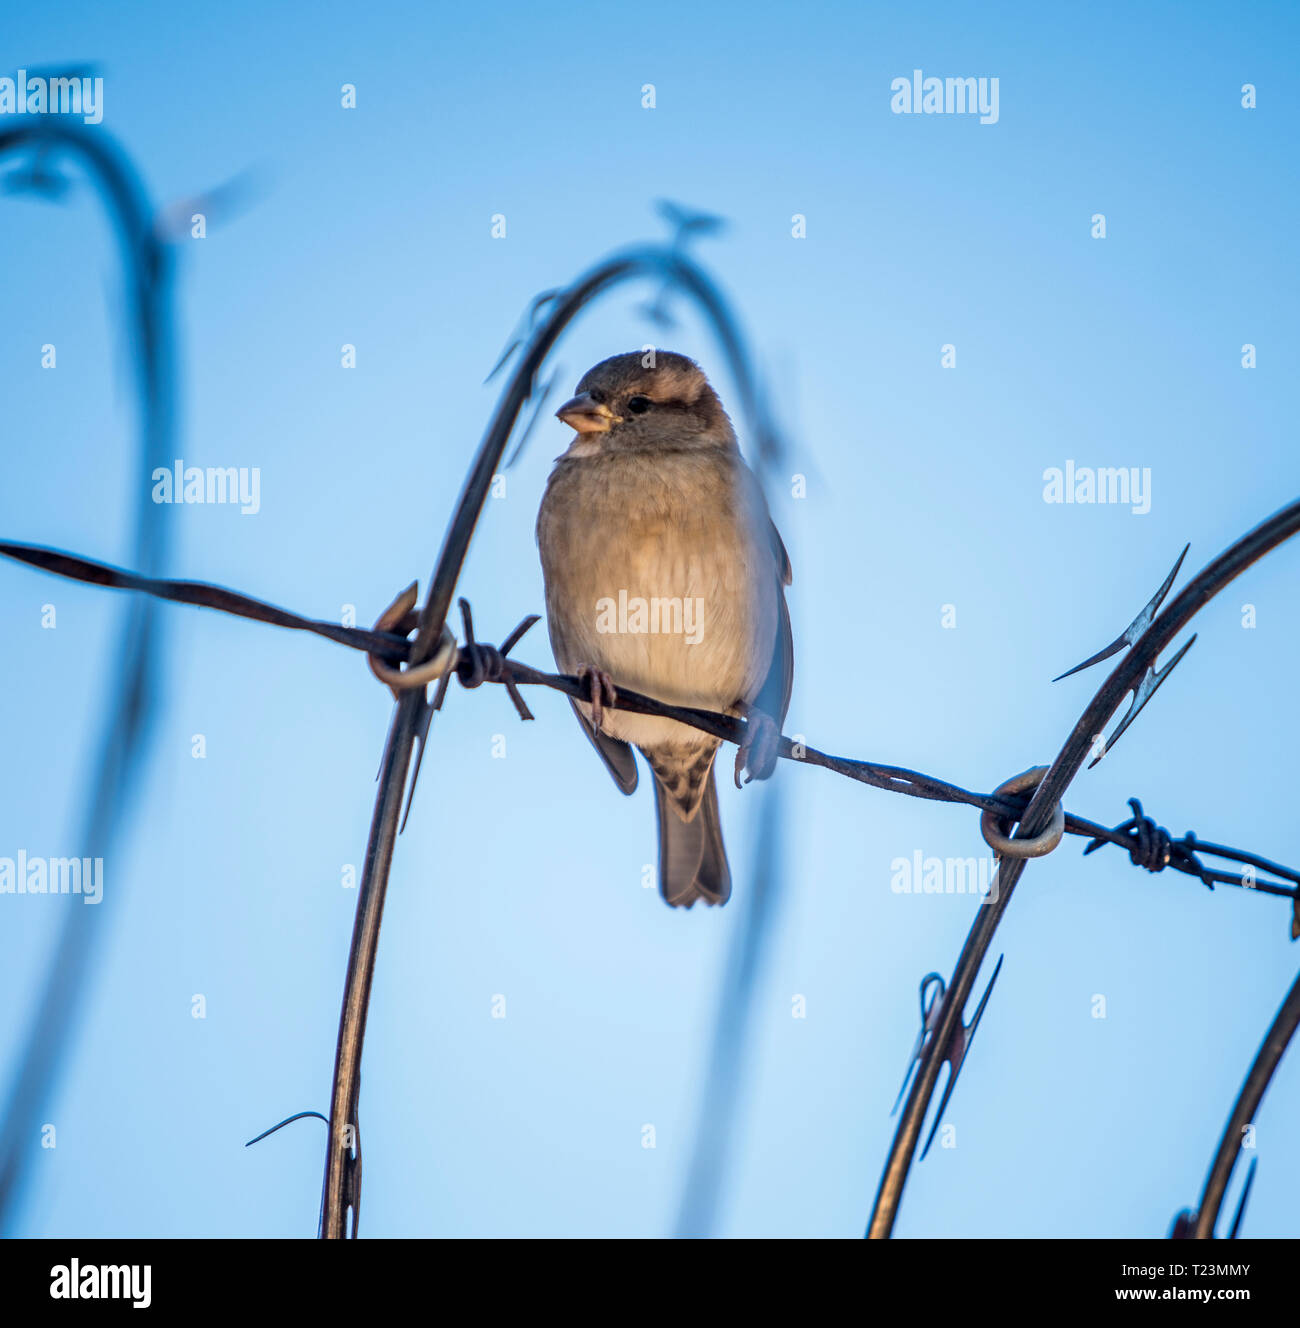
[654,766,731,908]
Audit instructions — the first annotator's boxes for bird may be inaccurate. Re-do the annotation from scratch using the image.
[536,350,793,907]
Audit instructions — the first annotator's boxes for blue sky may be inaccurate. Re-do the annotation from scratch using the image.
[1,0,1298,1237]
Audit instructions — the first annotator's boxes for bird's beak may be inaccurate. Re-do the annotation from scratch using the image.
[555,393,616,433]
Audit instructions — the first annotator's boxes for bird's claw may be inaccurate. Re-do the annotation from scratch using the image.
[576,664,618,732]
[735,709,781,787]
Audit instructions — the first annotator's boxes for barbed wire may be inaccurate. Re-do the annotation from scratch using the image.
[867,497,1300,1237]
[6,499,1300,1241]
[315,221,810,1237]
[0,113,176,1230]
[1173,968,1300,1238]
[4,539,1298,920]
[5,156,1297,1240]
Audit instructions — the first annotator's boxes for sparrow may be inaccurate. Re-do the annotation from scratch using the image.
[536,351,793,907]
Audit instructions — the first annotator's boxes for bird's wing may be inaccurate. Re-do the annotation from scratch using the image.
[754,571,794,728]
[744,498,793,727]
[768,515,793,587]
[569,698,639,794]
[743,469,794,728]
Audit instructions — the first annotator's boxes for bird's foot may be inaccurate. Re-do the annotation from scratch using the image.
[735,707,782,787]
[576,664,618,732]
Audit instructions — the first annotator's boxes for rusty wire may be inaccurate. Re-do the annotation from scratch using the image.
[8,504,1300,1238]
[867,498,1300,1237]
[5,160,1299,1238]
[4,537,1300,924]
[1178,968,1300,1238]
[0,116,176,1230]
[6,508,1300,1237]
[314,215,803,1237]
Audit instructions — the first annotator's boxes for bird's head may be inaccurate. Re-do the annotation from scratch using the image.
[555,351,734,453]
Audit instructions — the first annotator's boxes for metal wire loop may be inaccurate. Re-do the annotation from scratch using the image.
[979,765,1065,859]
[367,582,458,697]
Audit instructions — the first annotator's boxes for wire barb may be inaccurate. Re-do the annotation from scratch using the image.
[1088,635,1197,768]
[452,597,541,720]
[1053,544,1198,768]
[396,599,542,834]
[245,1110,328,1148]
[485,290,561,385]
[640,199,727,326]
[1086,798,1173,872]
[503,366,561,470]
[1082,797,1300,938]
[1053,543,1189,682]
[1228,1157,1258,1238]
[891,973,946,1115]
[918,955,1005,1160]
[1172,1147,1259,1239]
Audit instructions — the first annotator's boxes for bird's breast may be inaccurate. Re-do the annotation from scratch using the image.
[537,449,777,747]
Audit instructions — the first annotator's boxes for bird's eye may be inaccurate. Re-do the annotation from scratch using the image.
[627,395,652,414]
[588,387,607,404]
